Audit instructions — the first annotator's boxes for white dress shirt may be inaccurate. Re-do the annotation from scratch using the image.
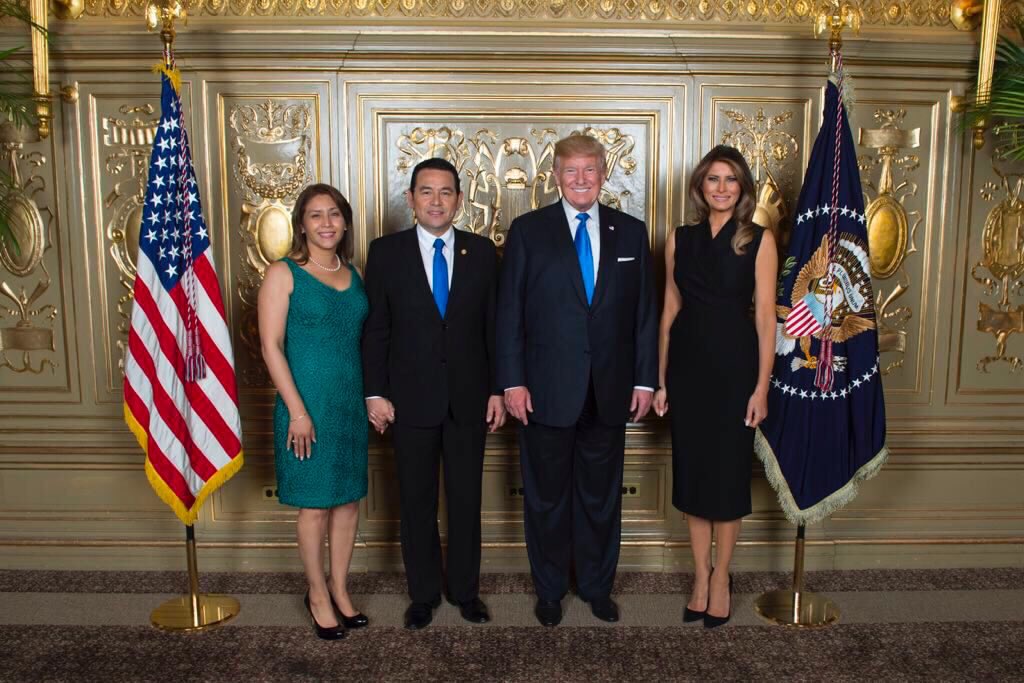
[417,224,454,290]
[563,199,600,279]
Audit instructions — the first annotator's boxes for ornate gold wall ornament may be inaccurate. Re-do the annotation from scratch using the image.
[395,126,637,244]
[720,107,799,242]
[858,108,921,375]
[972,164,1024,372]
[102,104,161,373]
[0,123,57,374]
[229,98,313,385]
[82,0,956,26]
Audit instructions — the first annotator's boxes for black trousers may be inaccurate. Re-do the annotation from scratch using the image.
[519,383,626,602]
[391,412,486,604]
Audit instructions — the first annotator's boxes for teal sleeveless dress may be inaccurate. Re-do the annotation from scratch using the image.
[274,257,369,508]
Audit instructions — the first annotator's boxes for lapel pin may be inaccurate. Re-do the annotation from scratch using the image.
[461,248,467,255]
[609,225,615,231]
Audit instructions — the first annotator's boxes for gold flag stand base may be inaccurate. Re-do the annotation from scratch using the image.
[151,525,240,632]
[754,525,839,628]
[151,594,241,632]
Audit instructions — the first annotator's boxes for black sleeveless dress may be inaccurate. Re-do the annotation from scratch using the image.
[668,218,765,521]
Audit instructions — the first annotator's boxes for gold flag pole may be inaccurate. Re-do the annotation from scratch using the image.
[151,525,240,631]
[143,0,239,631]
[754,525,839,627]
[753,1,858,628]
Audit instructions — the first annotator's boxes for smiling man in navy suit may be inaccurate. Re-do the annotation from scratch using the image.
[362,158,506,630]
[497,134,658,627]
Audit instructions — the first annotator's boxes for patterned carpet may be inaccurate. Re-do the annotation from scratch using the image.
[2,569,1023,682]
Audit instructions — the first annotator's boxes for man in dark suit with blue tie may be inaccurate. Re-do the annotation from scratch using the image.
[362,158,506,630]
[497,134,658,627]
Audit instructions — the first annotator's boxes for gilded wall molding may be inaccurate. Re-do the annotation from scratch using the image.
[972,163,1024,373]
[0,124,58,376]
[228,97,314,387]
[82,0,960,27]
[858,108,921,376]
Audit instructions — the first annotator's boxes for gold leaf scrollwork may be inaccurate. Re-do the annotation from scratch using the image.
[972,161,1024,373]
[84,0,955,28]
[720,107,799,247]
[858,108,921,375]
[102,103,160,373]
[0,123,57,374]
[395,125,637,245]
[229,98,313,386]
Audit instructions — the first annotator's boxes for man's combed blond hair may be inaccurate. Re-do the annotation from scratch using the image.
[553,134,607,172]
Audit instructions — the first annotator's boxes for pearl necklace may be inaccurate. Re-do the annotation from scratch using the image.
[308,254,342,272]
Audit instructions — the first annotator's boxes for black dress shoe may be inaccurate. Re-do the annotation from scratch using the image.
[586,596,619,623]
[329,593,369,629]
[534,599,562,627]
[304,591,346,640]
[704,574,733,629]
[684,569,712,622]
[404,595,442,631]
[446,596,490,624]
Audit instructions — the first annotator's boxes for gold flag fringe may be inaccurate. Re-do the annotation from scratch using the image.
[754,427,888,526]
[151,63,182,94]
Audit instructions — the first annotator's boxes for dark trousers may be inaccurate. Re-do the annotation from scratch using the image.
[391,412,486,604]
[519,383,626,602]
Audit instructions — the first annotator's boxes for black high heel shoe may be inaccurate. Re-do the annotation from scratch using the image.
[683,567,712,622]
[703,574,733,629]
[330,592,369,629]
[305,591,346,640]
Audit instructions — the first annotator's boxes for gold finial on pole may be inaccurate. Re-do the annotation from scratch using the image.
[146,0,187,66]
[813,0,862,71]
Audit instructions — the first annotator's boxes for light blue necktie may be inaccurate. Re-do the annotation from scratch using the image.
[432,237,449,317]
[574,212,595,305]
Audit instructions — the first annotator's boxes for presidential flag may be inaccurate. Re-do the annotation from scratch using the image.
[123,67,243,526]
[755,71,887,526]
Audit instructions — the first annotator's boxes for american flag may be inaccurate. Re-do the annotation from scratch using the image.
[123,70,243,526]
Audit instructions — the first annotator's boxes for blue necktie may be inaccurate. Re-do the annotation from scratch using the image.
[432,237,449,317]
[574,212,595,305]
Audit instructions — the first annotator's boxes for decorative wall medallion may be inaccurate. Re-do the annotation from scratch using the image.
[858,108,921,375]
[972,164,1024,372]
[720,107,799,245]
[395,125,637,245]
[229,98,313,386]
[0,123,57,374]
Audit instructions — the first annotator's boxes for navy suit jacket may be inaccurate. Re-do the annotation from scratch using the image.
[495,201,658,427]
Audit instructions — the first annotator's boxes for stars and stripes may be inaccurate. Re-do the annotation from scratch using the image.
[123,68,243,526]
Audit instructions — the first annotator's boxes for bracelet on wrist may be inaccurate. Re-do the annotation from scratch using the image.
[290,413,307,423]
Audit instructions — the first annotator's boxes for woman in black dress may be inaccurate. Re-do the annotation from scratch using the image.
[652,145,777,627]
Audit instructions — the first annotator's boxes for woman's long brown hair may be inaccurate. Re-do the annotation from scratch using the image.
[687,145,758,255]
[288,183,354,265]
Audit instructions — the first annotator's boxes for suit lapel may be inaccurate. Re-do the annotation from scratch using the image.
[446,229,468,316]
[590,204,618,310]
[551,202,588,307]
[404,226,442,321]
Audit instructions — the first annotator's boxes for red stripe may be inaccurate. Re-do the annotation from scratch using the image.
[146,425,196,509]
[125,356,195,507]
[130,285,219,481]
[123,375,151,433]
[167,277,239,405]
[193,253,227,318]
[137,279,241,461]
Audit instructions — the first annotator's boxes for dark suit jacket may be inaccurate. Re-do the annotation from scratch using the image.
[496,201,658,428]
[362,227,499,428]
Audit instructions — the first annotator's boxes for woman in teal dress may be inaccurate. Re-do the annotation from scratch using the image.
[258,183,369,640]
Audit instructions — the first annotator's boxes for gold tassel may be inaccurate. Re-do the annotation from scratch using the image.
[151,63,182,94]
